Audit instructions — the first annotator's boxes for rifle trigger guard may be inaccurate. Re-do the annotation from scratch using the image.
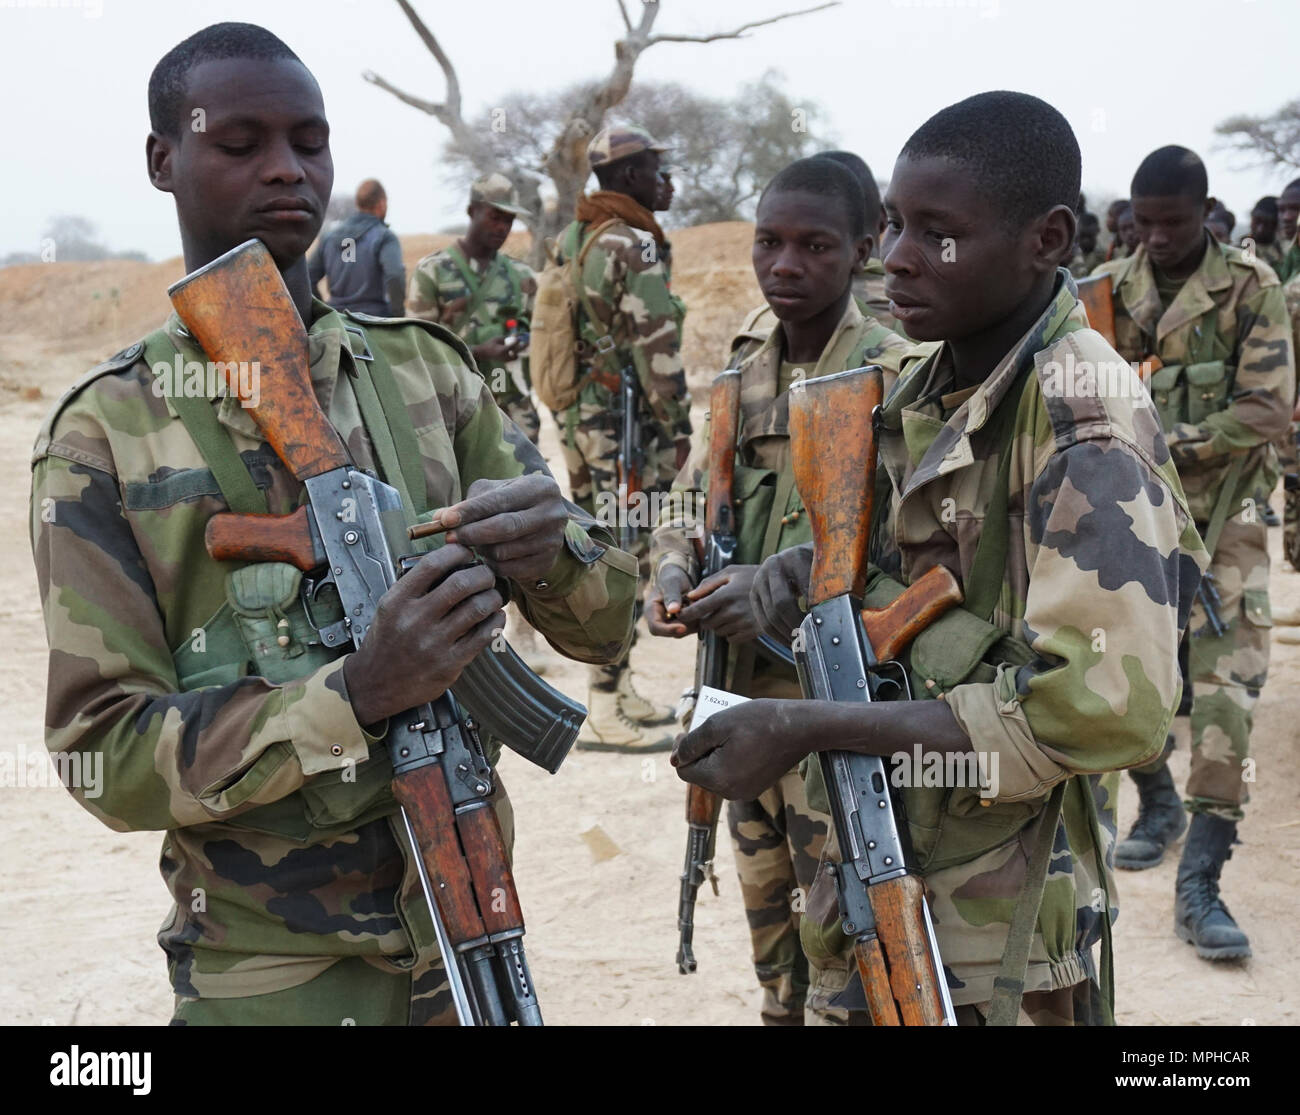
[300,573,351,649]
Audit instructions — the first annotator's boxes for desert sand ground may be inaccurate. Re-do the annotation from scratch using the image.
[0,224,1295,1025]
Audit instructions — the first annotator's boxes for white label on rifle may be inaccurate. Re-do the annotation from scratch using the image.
[689,686,750,730]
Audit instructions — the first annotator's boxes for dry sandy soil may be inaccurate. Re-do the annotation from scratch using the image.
[0,224,1294,1026]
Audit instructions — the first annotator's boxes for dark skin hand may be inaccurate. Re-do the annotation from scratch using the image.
[344,543,505,726]
[750,542,814,645]
[146,56,333,323]
[882,153,1075,389]
[647,563,763,641]
[671,696,972,801]
[428,473,568,583]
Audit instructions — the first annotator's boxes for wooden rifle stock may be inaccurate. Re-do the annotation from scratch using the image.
[1074,274,1117,348]
[706,371,742,537]
[167,238,349,481]
[788,369,884,606]
[788,366,960,1026]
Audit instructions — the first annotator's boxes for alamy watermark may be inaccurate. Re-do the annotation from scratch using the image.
[152,356,261,408]
[1040,353,1154,407]
[0,742,102,798]
[888,744,999,799]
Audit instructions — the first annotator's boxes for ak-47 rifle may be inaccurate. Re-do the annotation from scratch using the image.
[615,364,644,551]
[168,238,587,1026]
[788,366,964,1026]
[675,370,742,974]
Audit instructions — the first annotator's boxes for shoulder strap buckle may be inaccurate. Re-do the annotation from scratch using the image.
[343,323,375,362]
[594,335,616,355]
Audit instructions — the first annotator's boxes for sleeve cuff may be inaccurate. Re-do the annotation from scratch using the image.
[517,520,603,601]
[944,664,1070,802]
[284,660,376,777]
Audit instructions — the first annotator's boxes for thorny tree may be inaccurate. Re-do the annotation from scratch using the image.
[363,0,838,266]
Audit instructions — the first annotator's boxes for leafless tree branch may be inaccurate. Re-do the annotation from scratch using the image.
[647,1,838,44]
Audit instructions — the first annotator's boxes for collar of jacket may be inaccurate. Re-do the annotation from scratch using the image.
[879,268,1083,497]
[162,297,363,441]
[741,296,868,382]
[1116,232,1231,344]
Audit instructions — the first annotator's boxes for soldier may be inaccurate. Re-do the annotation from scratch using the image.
[1272,177,1300,282]
[648,156,912,1025]
[1104,197,1130,261]
[1206,202,1235,245]
[731,150,899,346]
[407,174,541,444]
[556,124,694,752]
[653,165,687,348]
[674,92,1207,1026]
[1069,211,1105,277]
[28,22,636,1025]
[1243,196,1282,269]
[1106,145,1294,961]
[308,178,405,317]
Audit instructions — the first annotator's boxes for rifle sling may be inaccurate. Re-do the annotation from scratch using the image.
[985,781,1065,1026]
[1200,454,1247,558]
[343,324,429,517]
[143,334,269,515]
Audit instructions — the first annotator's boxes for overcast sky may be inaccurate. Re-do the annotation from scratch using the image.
[4,0,1297,261]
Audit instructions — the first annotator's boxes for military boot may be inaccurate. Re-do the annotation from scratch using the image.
[575,681,674,753]
[1114,763,1187,870]
[1174,813,1252,961]
[614,666,676,727]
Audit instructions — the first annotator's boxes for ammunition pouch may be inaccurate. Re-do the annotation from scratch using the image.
[1148,360,1232,432]
[172,561,397,843]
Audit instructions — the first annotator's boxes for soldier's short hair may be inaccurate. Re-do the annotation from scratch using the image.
[1253,196,1278,218]
[1282,178,1300,199]
[1131,146,1208,203]
[149,22,303,139]
[900,91,1081,228]
[758,157,867,241]
[817,150,883,232]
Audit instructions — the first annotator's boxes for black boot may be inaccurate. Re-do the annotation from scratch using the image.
[1174,813,1252,961]
[1114,763,1187,869]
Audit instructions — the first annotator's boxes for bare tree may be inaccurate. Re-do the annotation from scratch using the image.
[364,0,838,263]
[1215,100,1300,172]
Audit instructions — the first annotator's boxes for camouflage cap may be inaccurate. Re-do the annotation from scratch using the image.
[469,173,531,217]
[587,125,668,169]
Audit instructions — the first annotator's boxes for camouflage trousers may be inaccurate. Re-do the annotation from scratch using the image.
[171,783,515,1025]
[498,393,541,446]
[726,765,832,1025]
[1139,514,1269,820]
[1279,426,1300,569]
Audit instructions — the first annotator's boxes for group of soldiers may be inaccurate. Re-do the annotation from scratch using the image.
[28,18,1292,1028]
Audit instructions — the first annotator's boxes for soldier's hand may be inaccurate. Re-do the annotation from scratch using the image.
[432,474,568,582]
[344,543,504,726]
[444,295,470,318]
[752,543,814,646]
[672,699,811,799]
[473,338,512,364]
[677,564,762,642]
[647,564,695,637]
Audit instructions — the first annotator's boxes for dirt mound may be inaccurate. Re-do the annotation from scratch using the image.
[0,222,756,404]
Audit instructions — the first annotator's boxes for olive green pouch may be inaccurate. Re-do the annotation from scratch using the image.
[1184,360,1230,425]
[1148,362,1186,432]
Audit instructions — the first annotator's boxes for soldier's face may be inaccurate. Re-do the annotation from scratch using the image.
[1078,222,1099,252]
[1118,210,1139,251]
[1131,195,1211,273]
[147,57,333,271]
[1278,189,1300,241]
[468,203,514,252]
[1250,210,1276,243]
[752,189,870,324]
[654,171,674,212]
[881,154,1071,344]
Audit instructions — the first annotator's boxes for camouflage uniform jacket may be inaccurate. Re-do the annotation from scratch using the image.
[1106,236,1295,525]
[650,299,913,698]
[1274,233,1300,284]
[810,275,1208,1006]
[1242,236,1283,270]
[560,218,692,441]
[406,245,537,405]
[1069,246,1106,279]
[856,257,899,332]
[30,301,637,999]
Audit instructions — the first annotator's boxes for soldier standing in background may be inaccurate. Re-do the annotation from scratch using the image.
[1105,197,1130,261]
[1108,146,1295,961]
[407,174,541,444]
[1273,178,1300,282]
[649,157,911,1024]
[308,178,405,317]
[654,165,688,349]
[1244,196,1282,268]
[557,125,694,752]
[1069,211,1105,276]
